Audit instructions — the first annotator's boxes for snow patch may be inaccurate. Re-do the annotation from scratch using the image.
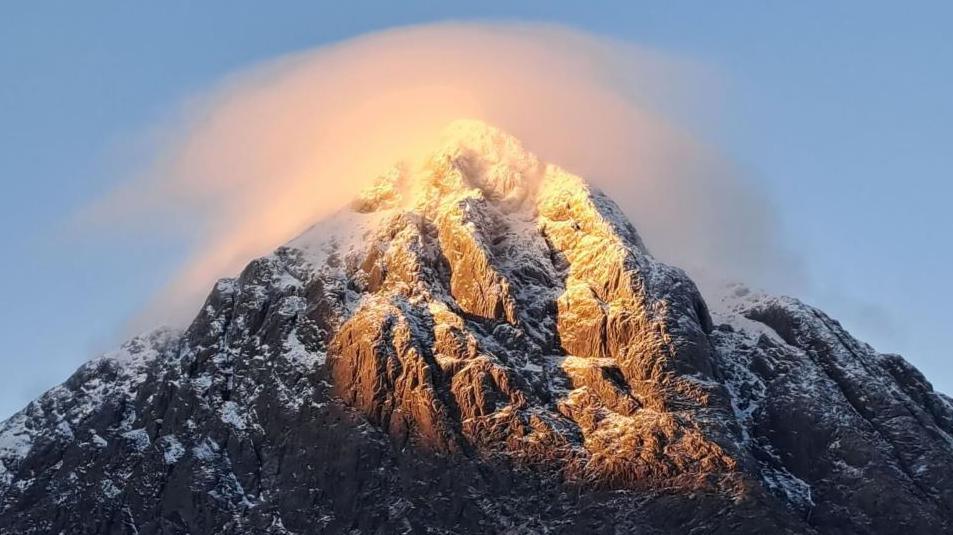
[0,412,34,460]
[219,401,247,431]
[159,435,186,465]
[101,479,122,499]
[90,430,108,448]
[121,428,150,451]
[193,437,221,461]
[282,328,326,369]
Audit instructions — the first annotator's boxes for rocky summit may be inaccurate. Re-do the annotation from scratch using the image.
[1,121,952,534]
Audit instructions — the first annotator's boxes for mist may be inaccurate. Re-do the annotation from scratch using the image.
[84,22,803,330]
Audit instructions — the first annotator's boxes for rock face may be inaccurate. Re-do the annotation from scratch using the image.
[1,121,952,534]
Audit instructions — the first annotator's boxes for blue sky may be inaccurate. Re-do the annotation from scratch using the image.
[0,1,950,419]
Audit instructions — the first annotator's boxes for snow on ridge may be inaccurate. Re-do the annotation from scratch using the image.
[287,206,390,273]
[0,326,179,493]
[98,327,180,365]
[0,413,33,461]
[708,283,797,348]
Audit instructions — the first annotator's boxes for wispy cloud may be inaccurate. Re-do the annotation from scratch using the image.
[81,22,803,330]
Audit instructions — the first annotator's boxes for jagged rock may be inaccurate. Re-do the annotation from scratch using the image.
[0,121,950,534]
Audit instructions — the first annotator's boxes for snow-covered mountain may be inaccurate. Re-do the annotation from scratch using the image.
[2,121,952,534]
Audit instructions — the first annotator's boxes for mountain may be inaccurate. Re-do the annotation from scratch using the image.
[2,121,952,534]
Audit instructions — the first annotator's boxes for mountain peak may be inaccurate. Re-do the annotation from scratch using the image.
[353,120,544,214]
[433,119,529,161]
[3,119,953,533]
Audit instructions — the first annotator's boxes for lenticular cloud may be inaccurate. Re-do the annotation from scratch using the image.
[84,22,801,330]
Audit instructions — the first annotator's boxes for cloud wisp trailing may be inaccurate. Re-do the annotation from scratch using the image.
[84,22,803,330]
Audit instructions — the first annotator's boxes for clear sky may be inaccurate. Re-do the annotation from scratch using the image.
[0,1,950,419]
